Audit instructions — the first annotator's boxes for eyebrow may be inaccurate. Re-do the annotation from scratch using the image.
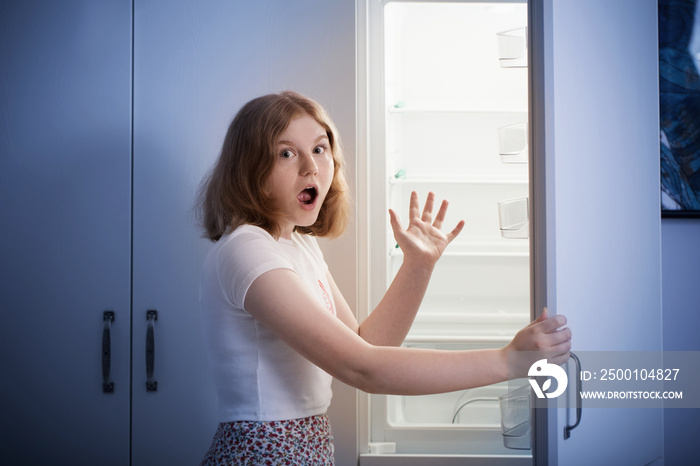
[276,134,329,146]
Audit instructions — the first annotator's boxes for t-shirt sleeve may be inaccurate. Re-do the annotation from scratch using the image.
[215,229,294,310]
[302,235,329,275]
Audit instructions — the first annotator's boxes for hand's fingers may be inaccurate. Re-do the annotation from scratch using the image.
[432,199,448,229]
[548,336,572,355]
[525,307,548,328]
[548,350,571,367]
[545,326,572,346]
[408,191,420,220]
[421,192,435,223]
[536,313,567,334]
[388,209,404,237]
[444,219,465,243]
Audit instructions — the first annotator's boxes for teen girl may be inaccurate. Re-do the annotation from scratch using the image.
[197,91,571,465]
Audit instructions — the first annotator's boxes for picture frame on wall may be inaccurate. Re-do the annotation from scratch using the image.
[659,0,700,217]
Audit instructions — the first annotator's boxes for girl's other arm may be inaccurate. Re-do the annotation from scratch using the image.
[245,268,571,395]
[334,191,464,346]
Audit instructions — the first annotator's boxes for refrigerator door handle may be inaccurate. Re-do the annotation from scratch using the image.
[564,352,582,439]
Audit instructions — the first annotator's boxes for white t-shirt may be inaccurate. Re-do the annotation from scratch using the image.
[199,224,337,422]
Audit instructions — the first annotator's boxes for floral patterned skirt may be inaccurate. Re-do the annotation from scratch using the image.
[200,414,334,465]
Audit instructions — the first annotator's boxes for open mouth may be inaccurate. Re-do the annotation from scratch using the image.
[297,186,318,205]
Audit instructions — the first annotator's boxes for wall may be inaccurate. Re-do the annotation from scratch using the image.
[661,218,700,465]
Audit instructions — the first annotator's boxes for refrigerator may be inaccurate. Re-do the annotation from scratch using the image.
[355,0,663,465]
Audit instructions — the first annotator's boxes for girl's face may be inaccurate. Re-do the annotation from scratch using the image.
[267,113,335,239]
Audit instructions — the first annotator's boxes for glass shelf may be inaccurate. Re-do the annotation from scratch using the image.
[387,183,530,245]
[385,110,530,176]
[388,104,528,114]
[390,247,528,259]
[389,174,527,185]
[405,308,530,342]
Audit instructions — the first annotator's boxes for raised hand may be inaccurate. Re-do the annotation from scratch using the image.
[388,191,465,271]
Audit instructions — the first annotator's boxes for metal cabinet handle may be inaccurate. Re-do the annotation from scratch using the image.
[564,352,582,439]
[102,311,115,393]
[146,310,158,392]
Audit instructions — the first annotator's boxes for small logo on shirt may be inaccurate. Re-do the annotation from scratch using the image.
[318,280,335,315]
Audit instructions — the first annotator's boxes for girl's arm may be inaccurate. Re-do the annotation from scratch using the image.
[334,190,465,346]
[245,267,571,395]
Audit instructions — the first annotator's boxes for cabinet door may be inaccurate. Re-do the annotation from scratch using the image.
[0,2,132,465]
[130,1,357,463]
[130,2,220,464]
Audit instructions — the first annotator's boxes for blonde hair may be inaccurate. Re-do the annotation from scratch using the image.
[197,91,350,242]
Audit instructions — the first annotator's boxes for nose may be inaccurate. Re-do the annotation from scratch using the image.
[299,152,318,176]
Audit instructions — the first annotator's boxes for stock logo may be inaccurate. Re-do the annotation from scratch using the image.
[528,359,568,399]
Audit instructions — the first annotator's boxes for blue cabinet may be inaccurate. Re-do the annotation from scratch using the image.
[1,1,357,464]
[0,2,217,464]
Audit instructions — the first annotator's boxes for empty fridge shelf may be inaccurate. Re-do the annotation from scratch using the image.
[405,311,529,342]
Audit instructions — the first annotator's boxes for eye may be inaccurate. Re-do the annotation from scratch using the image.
[280,149,295,159]
[313,145,327,155]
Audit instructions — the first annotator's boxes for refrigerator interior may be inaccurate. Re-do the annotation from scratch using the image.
[366,1,531,457]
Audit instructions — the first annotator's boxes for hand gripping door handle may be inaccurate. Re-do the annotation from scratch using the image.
[146,310,158,392]
[564,352,582,439]
[102,311,115,393]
